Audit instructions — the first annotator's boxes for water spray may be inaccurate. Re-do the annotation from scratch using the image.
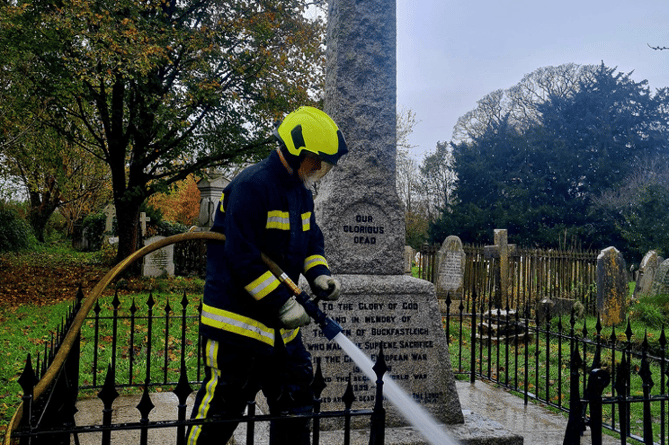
[261,254,461,445]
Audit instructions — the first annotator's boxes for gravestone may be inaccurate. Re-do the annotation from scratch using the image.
[142,235,175,277]
[103,204,116,234]
[596,246,627,326]
[634,250,661,299]
[139,212,151,237]
[404,246,414,275]
[484,229,517,308]
[304,0,464,430]
[650,258,669,296]
[436,235,465,313]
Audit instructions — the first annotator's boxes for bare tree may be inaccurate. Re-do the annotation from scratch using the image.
[452,64,597,144]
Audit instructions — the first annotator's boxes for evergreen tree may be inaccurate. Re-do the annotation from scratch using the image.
[432,63,669,257]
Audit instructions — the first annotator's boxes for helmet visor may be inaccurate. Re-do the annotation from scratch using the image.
[299,155,334,186]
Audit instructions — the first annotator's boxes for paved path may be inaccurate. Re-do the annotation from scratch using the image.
[70,380,621,444]
[456,380,619,445]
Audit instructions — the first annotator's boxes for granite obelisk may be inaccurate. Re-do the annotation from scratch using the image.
[302,0,464,428]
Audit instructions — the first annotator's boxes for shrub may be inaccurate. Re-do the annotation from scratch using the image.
[156,220,188,236]
[0,204,36,252]
[629,294,669,330]
[81,211,108,251]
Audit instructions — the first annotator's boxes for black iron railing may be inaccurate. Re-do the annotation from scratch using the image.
[443,292,669,445]
[5,232,389,445]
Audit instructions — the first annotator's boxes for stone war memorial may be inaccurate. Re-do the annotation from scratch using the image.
[300,0,520,442]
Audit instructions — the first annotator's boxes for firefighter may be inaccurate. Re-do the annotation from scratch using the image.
[187,106,348,445]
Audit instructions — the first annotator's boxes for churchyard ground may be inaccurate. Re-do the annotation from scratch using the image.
[2,244,667,441]
[0,242,205,434]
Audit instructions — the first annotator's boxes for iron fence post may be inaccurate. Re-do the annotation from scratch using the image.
[369,346,388,445]
[586,368,610,445]
[563,344,584,444]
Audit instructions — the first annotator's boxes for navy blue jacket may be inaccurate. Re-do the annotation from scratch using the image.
[200,150,331,350]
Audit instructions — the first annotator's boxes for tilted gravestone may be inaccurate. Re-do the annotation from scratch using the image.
[597,246,627,326]
[634,250,661,299]
[650,258,669,296]
[436,235,465,313]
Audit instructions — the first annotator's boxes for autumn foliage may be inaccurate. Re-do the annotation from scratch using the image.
[148,175,201,226]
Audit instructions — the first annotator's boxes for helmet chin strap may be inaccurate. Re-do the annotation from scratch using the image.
[276,147,294,175]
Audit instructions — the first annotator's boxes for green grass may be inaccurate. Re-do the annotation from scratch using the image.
[0,300,74,428]
[77,291,203,391]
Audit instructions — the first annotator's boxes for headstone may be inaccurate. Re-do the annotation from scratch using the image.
[139,212,151,237]
[650,258,669,296]
[103,204,116,234]
[435,235,465,313]
[142,235,174,277]
[634,250,661,299]
[197,174,230,228]
[403,246,414,275]
[484,229,517,308]
[303,0,464,430]
[596,246,627,326]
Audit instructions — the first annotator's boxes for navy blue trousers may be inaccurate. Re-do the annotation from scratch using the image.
[187,336,314,445]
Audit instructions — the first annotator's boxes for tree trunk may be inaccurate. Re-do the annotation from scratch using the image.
[27,190,60,243]
[114,200,141,265]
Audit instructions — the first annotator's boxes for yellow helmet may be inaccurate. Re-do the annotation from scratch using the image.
[274,106,348,165]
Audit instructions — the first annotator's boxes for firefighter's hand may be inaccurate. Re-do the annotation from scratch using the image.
[313,275,341,301]
[278,297,311,329]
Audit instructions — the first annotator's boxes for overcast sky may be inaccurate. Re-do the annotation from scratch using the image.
[396,0,669,161]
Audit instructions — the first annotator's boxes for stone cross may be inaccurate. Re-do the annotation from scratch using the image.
[139,212,151,237]
[484,229,517,308]
[103,204,116,233]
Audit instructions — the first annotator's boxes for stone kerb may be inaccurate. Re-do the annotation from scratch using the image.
[435,235,465,313]
[597,246,627,326]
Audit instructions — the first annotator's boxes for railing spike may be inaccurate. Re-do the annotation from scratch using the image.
[342,373,355,410]
[136,384,156,420]
[310,357,327,399]
[112,289,121,309]
[98,362,119,408]
[18,354,38,395]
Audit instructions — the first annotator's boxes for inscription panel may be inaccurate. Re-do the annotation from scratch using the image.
[337,202,390,254]
[301,285,456,425]
[437,251,464,291]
